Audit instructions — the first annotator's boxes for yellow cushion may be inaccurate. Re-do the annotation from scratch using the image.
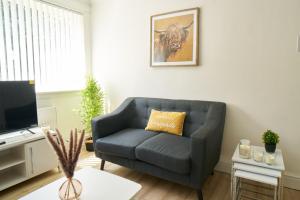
[145,109,186,136]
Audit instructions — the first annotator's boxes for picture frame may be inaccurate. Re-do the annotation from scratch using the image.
[150,8,199,67]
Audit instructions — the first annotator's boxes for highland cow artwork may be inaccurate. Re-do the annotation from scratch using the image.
[151,8,199,66]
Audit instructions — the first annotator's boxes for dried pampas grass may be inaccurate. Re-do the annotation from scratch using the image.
[46,129,85,178]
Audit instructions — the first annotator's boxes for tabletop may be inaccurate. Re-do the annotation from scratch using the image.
[232,145,285,171]
[20,167,142,200]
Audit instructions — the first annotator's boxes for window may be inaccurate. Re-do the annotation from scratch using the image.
[0,0,86,92]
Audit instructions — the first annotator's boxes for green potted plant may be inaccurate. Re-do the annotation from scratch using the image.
[262,130,280,153]
[79,77,104,152]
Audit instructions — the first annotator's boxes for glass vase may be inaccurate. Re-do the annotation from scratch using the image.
[59,178,82,200]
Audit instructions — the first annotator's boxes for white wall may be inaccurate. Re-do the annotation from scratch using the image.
[91,0,300,189]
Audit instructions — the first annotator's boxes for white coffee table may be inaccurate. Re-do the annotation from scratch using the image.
[20,167,142,200]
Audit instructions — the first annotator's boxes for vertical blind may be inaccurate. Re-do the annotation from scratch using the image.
[0,0,86,92]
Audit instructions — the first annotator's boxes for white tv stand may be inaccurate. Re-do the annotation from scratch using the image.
[0,128,58,191]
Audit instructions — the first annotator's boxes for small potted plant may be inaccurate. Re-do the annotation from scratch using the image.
[79,77,104,152]
[262,130,280,153]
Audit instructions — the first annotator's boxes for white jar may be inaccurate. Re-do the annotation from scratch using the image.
[254,150,264,162]
[265,153,276,165]
[239,139,251,159]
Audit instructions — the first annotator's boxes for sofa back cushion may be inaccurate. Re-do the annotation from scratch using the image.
[128,97,222,137]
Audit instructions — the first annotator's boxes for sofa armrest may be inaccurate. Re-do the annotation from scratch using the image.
[92,98,134,141]
[189,103,226,188]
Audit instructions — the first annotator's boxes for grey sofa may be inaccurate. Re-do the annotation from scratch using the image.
[92,97,226,200]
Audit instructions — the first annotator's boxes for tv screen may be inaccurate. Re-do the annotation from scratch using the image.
[0,81,38,134]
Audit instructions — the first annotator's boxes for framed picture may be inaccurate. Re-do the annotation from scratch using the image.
[150,8,199,67]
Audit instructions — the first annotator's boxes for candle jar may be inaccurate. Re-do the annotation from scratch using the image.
[41,125,51,134]
[239,139,251,159]
[265,153,276,165]
[253,150,264,162]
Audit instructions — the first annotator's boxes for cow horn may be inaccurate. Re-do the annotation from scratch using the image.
[154,30,166,33]
[183,21,194,29]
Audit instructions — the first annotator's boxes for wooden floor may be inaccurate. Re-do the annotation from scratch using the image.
[0,151,299,200]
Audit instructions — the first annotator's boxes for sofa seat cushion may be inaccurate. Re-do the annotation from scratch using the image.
[95,128,158,159]
[135,133,191,174]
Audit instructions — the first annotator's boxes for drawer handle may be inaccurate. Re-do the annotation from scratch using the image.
[30,147,34,174]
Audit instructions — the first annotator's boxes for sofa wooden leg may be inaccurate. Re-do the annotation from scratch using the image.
[100,160,105,170]
[197,189,203,200]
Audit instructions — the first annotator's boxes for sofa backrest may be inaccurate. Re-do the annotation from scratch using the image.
[127,97,226,137]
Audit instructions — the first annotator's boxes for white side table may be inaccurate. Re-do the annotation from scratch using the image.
[231,145,285,200]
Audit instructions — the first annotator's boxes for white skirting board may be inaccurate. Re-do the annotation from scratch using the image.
[283,172,300,190]
[215,158,300,191]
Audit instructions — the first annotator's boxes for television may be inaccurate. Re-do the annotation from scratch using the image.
[0,81,38,135]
